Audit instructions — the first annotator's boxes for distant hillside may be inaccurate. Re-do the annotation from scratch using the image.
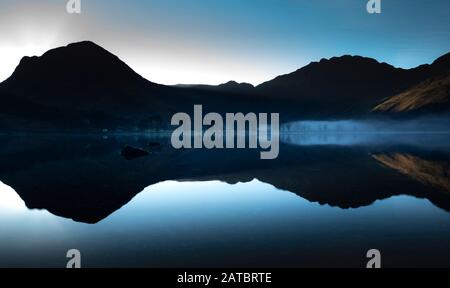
[373,72,450,113]
[175,81,254,94]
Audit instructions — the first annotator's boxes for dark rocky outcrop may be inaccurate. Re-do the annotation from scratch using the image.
[121,145,149,160]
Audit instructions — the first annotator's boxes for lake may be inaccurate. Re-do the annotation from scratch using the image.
[0,131,449,267]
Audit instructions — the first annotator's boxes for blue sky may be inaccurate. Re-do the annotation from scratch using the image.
[0,0,449,85]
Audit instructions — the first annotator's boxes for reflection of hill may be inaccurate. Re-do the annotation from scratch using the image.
[372,153,450,194]
[1,136,450,223]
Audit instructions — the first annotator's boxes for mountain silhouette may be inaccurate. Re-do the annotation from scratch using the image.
[257,53,450,118]
[5,41,150,86]
[0,41,449,131]
[0,41,277,131]
[0,41,173,131]
[175,81,254,94]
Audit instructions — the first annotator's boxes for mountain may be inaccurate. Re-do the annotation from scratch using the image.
[217,81,254,93]
[373,71,450,113]
[175,81,254,94]
[0,41,174,131]
[1,41,449,132]
[257,53,450,118]
[0,41,275,131]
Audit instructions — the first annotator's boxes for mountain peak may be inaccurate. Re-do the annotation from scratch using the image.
[43,40,112,57]
[309,54,394,71]
[431,52,450,68]
[218,81,254,88]
[217,81,254,94]
[66,40,104,48]
[257,54,399,92]
[4,41,148,87]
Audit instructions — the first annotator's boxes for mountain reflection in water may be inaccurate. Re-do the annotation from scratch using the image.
[0,132,450,267]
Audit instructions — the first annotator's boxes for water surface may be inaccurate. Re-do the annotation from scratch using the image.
[0,132,449,267]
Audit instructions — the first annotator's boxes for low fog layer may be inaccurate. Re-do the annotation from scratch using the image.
[281,117,450,147]
[282,116,450,133]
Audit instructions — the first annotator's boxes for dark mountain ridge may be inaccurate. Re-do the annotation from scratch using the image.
[256,53,450,118]
[0,41,169,130]
[0,41,282,131]
[0,41,449,131]
[175,81,254,94]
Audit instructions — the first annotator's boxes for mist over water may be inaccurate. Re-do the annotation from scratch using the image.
[283,116,450,133]
[281,117,450,147]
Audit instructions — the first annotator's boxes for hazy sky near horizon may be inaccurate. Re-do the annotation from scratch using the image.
[0,0,449,85]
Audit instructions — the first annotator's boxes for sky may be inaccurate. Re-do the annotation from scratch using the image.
[0,0,449,85]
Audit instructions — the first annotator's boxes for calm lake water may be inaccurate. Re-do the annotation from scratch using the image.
[0,132,450,267]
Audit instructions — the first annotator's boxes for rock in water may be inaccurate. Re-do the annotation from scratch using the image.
[121,145,149,160]
[147,142,162,152]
